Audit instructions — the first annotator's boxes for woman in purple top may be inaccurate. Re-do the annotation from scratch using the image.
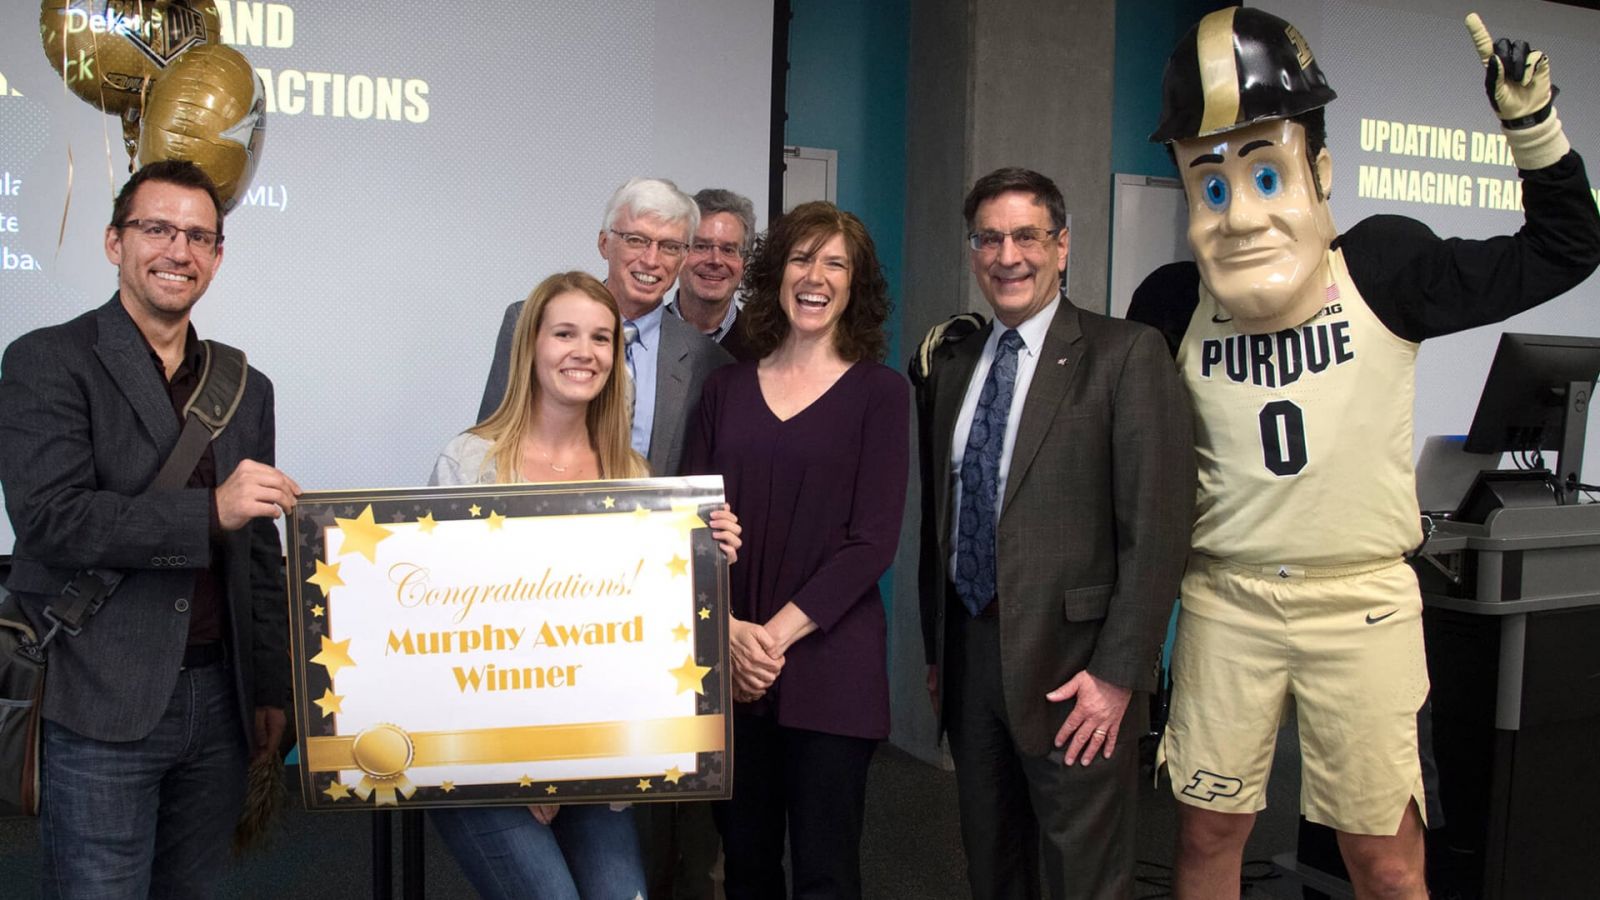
[685,202,910,899]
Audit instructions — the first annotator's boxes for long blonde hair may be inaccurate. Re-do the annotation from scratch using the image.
[472,271,648,482]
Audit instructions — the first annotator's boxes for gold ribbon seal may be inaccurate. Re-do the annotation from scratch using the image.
[349,723,418,806]
[309,715,725,805]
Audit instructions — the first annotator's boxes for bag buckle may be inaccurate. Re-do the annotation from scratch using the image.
[39,606,78,644]
[41,569,119,646]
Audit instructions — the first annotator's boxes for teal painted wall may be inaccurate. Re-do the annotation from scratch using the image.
[1110,0,1230,177]
[785,0,910,368]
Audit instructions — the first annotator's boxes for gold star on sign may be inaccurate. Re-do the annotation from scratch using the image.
[666,554,688,577]
[545,784,558,795]
[469,504,483,517]
[672,623,691,642]
[310,636,356,679]
[636,778,653,793]
[313,688,344,717]
[670,501,707,538]
[698,607,711,621]
[311,604,325,618]
[416,512,437,534]
[664,766,684,785]
[323,780,351,801]
[306,559,344,595]
[486,510,506,531]
[633,503,651,518]
[333,505,394,563]
[602,496,616,509]
[440,781,455,793]
[518,774,533,788]
[669,655,712,695]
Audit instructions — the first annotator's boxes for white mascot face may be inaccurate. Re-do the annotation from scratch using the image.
[1174,118,1337,334]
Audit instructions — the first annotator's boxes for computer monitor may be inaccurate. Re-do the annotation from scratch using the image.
[1465,332,1600,502]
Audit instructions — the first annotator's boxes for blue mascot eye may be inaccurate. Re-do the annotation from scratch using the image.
[1201,174,1229,211]
[1253,163,1282,198]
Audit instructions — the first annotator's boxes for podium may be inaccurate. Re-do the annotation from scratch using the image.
[1412,502,1600,898]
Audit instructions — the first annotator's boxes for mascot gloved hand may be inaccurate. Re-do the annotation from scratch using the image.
[1467,12,1569,170]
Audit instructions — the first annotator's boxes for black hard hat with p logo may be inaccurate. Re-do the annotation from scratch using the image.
[1150,6,1337,144]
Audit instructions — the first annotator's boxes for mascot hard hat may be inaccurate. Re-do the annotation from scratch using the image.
[1151,6,1337,143]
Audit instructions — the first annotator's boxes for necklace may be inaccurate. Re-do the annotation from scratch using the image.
[544,453,568,473]
[526,439,588,475]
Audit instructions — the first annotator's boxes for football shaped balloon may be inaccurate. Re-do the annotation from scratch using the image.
[137,43,266,211]
[40,0,221,117]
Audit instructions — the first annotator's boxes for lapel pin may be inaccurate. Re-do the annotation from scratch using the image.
[1056,357,1068,366]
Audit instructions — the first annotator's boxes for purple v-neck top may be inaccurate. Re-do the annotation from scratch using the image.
[684,359,910,739]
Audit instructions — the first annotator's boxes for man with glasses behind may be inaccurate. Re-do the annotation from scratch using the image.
[478,177,732,476]
[0,159,300,898]
[911,167,1193,898]
[667,188,759,362]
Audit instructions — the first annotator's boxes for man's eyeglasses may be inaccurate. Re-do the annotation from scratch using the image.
[690,240,743,259]
[610,229,689,259]
[120,219,225,253]
[967,227,1061,253]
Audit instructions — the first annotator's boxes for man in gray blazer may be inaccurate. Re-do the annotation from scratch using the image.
[477,177,733,476]
[0,160,301,897]
[913,168,1195,899]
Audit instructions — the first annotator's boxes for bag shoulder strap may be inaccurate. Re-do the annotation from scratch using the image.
[153,341,249,492]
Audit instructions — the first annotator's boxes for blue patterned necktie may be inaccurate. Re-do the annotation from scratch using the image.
[955,329,1024,617]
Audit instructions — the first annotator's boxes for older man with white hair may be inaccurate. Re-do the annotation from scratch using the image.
[478,177,733,475]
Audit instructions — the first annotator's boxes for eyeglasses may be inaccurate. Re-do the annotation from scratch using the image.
[121,218,225,253]
[609,229,689,259]
[690,240,743,259]
[967,226,1061,253]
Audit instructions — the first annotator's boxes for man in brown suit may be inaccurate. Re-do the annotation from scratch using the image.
[913,167,1195,899]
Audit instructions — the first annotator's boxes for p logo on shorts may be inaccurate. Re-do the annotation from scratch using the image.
[1181,769,1245,802]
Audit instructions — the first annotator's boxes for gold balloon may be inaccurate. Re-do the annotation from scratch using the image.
[137,43,266,212]
[39,0,221,117]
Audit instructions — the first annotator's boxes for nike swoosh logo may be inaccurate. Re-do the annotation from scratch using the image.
[1365,610,1398,625]
[1211,313,1233,323]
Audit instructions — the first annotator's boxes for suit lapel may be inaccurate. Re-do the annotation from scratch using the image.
[650,313,690,467]
[93,298,180,452]
[932,323,989,559]
[1002,301,1084,513]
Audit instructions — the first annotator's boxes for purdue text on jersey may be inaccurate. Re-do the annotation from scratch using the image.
[1198,320,1356,388]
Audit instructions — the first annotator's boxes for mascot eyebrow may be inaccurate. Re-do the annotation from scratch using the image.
[1188,139,1277,168]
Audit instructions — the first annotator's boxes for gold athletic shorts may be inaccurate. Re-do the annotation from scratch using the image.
[1161,554,1429,835]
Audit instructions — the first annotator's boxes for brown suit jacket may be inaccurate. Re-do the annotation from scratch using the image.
[915,298,1195,755]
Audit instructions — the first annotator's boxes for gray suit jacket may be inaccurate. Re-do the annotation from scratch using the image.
[478,299,733,475]
[0,298,288,744]
[915,299,1195,755]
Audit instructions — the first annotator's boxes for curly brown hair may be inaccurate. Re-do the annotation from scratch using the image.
[737,201,891,362]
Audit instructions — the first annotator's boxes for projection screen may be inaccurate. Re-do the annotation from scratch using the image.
[0,1,775,552]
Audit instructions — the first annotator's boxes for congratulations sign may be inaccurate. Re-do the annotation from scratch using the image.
[286,477,730,810]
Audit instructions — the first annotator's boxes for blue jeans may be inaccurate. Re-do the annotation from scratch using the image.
[430,803,647,899]
[38,663,247,900]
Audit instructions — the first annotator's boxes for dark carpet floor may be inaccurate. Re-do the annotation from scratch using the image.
[0,729,1307,899]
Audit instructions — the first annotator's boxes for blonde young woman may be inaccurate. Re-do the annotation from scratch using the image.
[427,270,740,900]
